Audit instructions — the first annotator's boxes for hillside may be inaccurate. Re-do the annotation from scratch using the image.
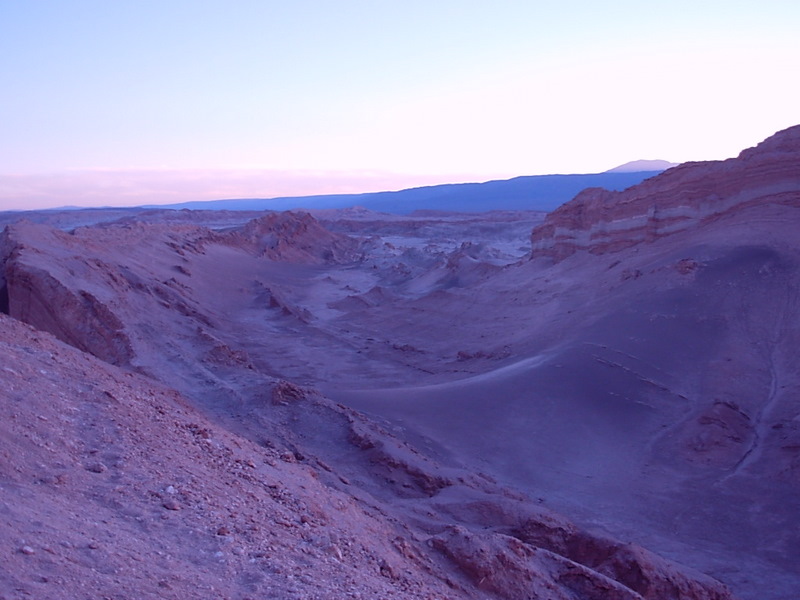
[2,126,800,598]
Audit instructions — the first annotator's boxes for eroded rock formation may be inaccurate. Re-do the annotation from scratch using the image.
[531,125,800,261]
[224,210,362,264]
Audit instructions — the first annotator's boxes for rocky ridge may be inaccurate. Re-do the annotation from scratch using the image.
[531,125,800,261]
[225,211,363,264]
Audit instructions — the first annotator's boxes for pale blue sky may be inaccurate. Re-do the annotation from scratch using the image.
[1,1,798,209]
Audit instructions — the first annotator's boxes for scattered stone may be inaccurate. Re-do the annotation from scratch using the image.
[379,559,397,579]
[328,544,344,561]
[162,499,181,511]
[271,380,308,405]
[85,462,107,474]
[20,545,35,555]
[675,258,701,275]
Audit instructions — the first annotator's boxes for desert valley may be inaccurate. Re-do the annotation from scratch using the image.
[2,125,800,599]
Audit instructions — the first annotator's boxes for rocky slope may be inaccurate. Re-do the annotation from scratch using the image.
[0,211,738,599]
[531,124,800,261]
[3,125,799,599]
[329,128,800,598]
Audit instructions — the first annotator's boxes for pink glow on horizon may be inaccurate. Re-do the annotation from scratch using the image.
[0,169,508,211]
[2,3,797,212]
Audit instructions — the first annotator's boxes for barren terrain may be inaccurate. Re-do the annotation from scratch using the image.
[2,126,800,599]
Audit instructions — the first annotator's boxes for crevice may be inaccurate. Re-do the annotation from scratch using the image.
[0,282,8,315]
[728,357,779,477]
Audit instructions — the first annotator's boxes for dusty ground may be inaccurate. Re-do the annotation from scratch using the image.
[2,127,799,599]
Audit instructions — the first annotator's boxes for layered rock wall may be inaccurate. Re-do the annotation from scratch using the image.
[531,125,800,261]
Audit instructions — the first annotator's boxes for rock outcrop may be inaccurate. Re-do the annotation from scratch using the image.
[531,125,800,261]
[223,211,362,264]
[3,259,133,365]
[432,524,733,600]
[0,220,211,367]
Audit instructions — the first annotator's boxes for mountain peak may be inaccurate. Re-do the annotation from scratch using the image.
[605,159,678,173]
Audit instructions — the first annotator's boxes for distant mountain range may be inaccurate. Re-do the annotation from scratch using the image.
[149,163,676,214]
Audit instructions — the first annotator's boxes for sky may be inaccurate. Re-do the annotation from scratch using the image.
[1,1,798,210]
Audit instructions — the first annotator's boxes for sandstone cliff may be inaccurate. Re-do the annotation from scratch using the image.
[531,125,800,261]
